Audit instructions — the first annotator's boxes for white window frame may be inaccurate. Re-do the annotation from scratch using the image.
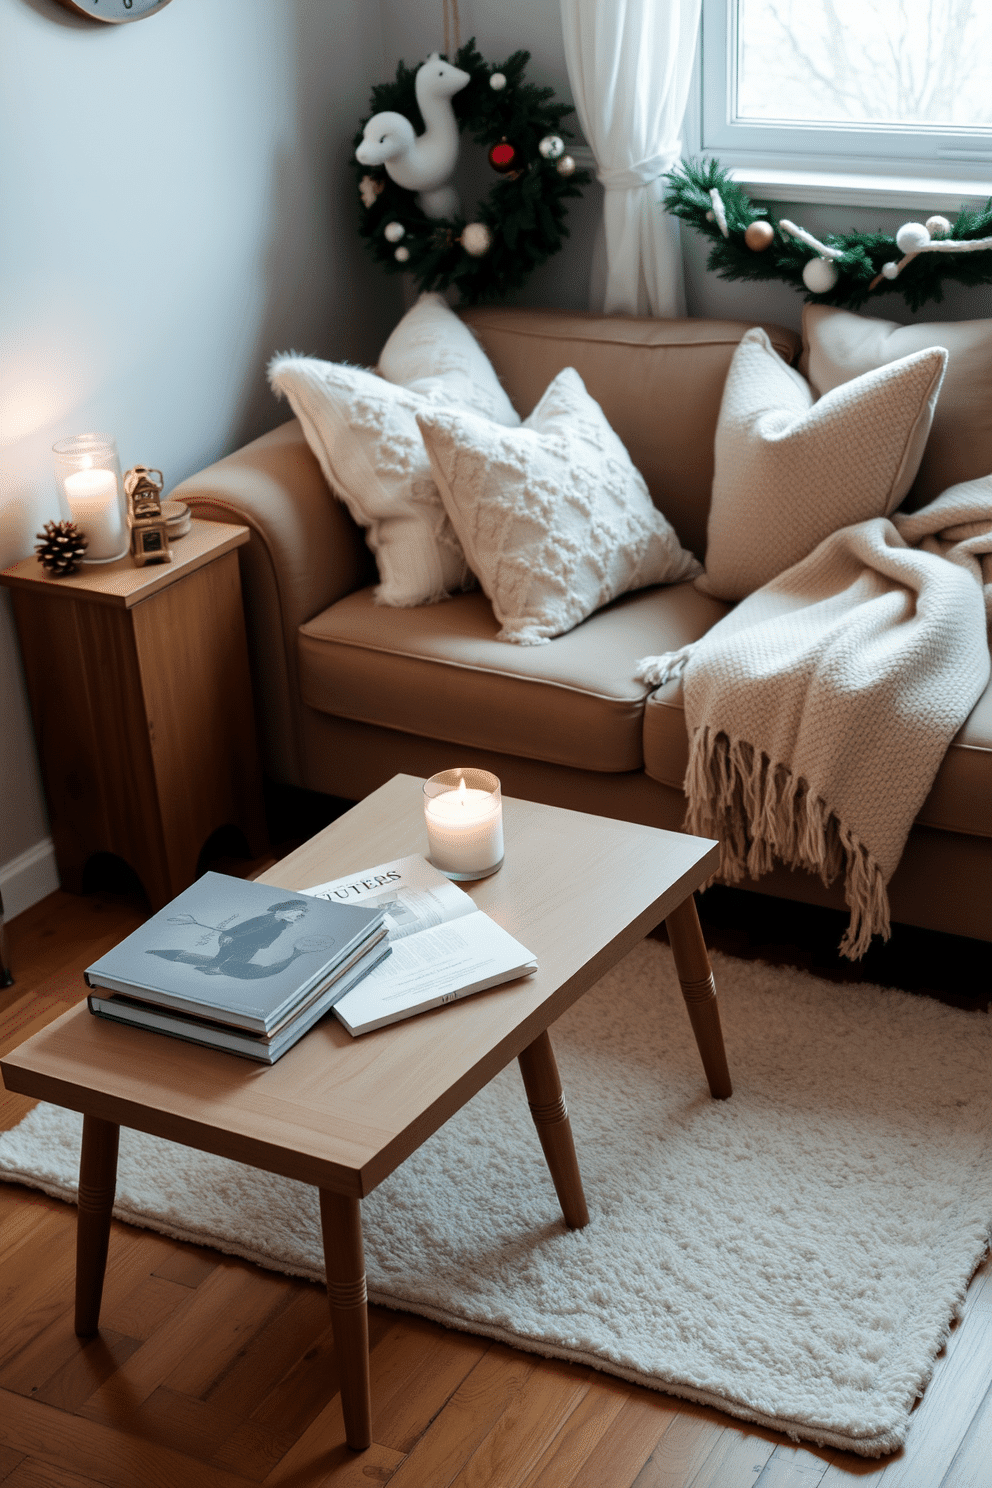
[694,0,992,207]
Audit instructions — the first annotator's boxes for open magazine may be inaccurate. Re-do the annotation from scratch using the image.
[303,854,537,1034]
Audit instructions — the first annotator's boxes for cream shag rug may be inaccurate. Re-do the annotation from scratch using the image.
[2,941,990,1458]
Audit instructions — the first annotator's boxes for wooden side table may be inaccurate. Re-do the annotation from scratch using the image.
[1,519,268,910]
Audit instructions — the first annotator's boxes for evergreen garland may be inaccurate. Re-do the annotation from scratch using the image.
[665,158,992,312]
[351,39,590,304]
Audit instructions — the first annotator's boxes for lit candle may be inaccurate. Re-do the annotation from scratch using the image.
[64,467,125,560]
[424,770,504,879]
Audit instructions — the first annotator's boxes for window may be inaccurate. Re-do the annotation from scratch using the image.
[700,0,992,182]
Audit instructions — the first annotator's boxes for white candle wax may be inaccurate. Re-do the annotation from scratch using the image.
[425,782,504,875]
[64,467,124,560]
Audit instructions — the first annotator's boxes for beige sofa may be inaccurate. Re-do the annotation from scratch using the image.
[174,309,992,945]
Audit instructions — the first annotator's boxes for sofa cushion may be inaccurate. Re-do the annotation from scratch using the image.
[696,328,947,602]
[298,582,726,773]
[460,309,801,558]
[800,305,992,511]
[643,636,992,843]
[377,292,520,427]
[416,368,700,646]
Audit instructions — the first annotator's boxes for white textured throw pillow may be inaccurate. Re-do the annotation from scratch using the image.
[697,327,947,602]
[268,357,474,606]
[416,367,701,645]
[378,292,520,428]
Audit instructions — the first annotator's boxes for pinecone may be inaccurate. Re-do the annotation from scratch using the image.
[35,520,88,575]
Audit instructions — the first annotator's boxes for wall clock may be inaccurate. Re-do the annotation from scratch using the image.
[53,0,174,22]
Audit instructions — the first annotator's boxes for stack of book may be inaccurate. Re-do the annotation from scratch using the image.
[84,872,389,1062]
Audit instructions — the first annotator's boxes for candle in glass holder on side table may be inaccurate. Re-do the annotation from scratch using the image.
[63,467,126,561]
[424,769,504,880]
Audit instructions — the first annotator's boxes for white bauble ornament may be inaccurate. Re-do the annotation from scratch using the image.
[460,222,492,256]
[539,134,564,160]
[394,245,410,262]
[489,72,507,91]
[384,221,405,243]
[802,257,839,293]
[556,155,576,177]
[926,215,952,239]
[881,261,900,280]
[896,222,930,254]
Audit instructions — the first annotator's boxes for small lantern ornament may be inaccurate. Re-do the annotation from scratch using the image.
[125,466,172,567]
[35,519,88,576]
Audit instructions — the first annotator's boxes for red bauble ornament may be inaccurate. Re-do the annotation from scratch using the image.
[488,140,518,174]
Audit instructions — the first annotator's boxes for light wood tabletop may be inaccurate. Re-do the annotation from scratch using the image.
[1,774,730,1451]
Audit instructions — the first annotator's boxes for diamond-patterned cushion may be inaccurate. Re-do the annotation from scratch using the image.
[416,367,701,645]
[697,327,947,602]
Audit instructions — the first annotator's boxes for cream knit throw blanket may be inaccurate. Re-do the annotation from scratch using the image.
[636,477,992,957]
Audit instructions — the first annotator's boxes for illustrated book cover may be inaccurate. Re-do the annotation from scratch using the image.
[85,871,385,1035]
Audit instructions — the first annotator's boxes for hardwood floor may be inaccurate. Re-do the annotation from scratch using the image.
[1,866,989,1488]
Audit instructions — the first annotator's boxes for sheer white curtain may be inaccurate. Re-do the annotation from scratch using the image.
[560,0,702,317]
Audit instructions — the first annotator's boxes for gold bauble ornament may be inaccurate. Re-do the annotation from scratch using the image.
[744,220,775,251]
[556,155,576,177]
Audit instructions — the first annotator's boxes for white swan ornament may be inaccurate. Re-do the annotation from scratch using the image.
[355,53,470,219]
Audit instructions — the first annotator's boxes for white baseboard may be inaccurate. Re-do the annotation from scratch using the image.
[0,838,60,921]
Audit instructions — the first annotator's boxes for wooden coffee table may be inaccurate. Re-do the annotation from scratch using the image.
[0,775,730,1451]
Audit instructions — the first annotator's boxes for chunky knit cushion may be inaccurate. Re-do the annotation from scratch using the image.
[697,327,947,602]
[378,292,520,428]
[416,367,701,645]
[268,297,520,608]
[268,358,478,607]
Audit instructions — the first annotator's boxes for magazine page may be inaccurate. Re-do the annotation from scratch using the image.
[303,854,476,941]
[332,915,538,1035]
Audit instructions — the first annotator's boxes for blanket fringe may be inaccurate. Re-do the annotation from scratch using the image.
[685,727,891,960]
[635,645,695,687]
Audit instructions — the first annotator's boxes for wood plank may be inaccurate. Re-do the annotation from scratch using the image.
[363,1314,491,1455]
[80,1262,287,1420]
[754,1444,834,1486]
[518,1372,632,1488]
[385,1345,542,1488]
[630,1399,727,1488]
[938,1382,992,1488]
[442,1355,592,1488]
[3,1458,107,1488]
[34,1331,142,1413]
[0,1387,257,1488]
[150,1243,219,1290]
[0,1447,25,1484]
[683,1418,782,1487]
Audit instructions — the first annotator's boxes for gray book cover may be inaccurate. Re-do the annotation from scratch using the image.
[84,872,383,1033]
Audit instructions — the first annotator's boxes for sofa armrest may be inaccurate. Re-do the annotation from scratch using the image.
[171,417,374,786]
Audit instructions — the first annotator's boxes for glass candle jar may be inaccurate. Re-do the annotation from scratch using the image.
[423,768,504,880]
[53,433,128,563]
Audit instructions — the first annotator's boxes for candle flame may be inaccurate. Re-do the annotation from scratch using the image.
[457,776,468,807]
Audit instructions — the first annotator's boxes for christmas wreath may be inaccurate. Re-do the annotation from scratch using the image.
[665,158,992,312]
[351,39,590,304]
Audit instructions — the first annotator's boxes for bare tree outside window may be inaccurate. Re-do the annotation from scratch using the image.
[736,0,992,129]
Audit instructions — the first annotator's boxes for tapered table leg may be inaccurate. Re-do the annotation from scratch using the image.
[518,1030,590,1229]
[666,894,733,1100]
[319,1189,372,1451]
[75,1114,120,1336]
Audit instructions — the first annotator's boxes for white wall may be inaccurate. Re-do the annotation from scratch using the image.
[0,0,400,915]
